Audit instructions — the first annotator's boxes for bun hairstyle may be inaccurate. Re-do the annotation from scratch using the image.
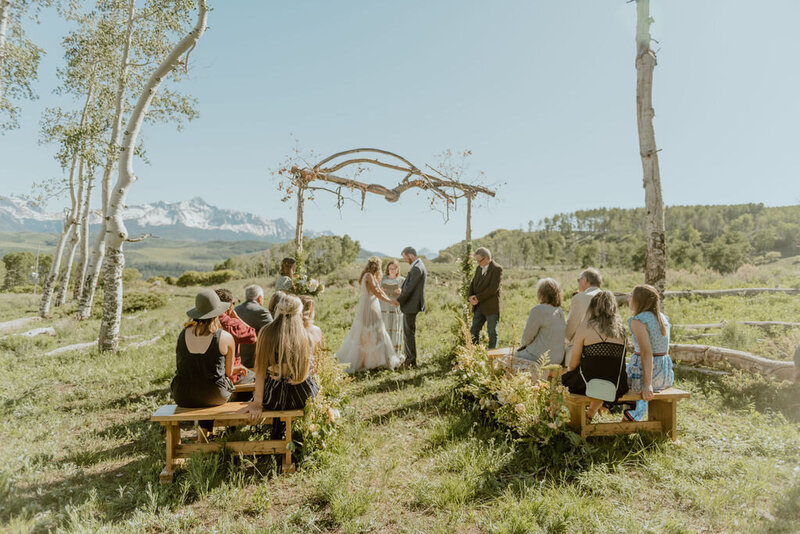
[359,256,382,283]
[268,291,287,317]
[254,294,311,383]
[630,284,667,336]
[585,290,624,339]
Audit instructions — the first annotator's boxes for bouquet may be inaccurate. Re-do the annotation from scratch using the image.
[291,274,324,296]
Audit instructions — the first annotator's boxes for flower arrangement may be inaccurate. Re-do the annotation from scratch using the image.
[291,274,324,296]
[294,345,351,458]
[453,341,571,444]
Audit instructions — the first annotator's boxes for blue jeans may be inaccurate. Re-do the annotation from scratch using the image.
[471,308,499,349]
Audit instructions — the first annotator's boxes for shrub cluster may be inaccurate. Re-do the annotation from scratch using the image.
[453,340,571,444]
[122,292,167,313]
[175,269,242,287]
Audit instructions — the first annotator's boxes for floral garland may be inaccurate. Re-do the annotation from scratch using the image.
[453,341,572,443]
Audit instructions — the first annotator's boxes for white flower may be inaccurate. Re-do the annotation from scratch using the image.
[309,279,319,291]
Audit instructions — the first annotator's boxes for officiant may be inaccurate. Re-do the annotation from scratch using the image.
[468,247,503,349]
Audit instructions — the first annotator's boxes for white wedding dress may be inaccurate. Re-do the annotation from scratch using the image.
[335,275,405,373]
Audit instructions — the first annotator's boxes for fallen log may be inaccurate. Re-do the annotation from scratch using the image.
[0,326,57,340]
[669,343,795,381]
[675,321,800,330]
[0,316,42,335]
[122,331,165,351]
[665,288,800,299]
[45,334,145,356]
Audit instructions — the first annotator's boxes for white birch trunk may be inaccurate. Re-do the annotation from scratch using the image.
[635,0,666,294]
[39,214,73,317]
[73,169,94,300]
[55,155,85,307]
[99,0,208,352]
[0,0,9,101]
[77,0,135,320]
[295,181,305,259]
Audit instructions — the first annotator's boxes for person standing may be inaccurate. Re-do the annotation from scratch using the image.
[468,247,503,349]
[276,257,296,292]
[564,268,603,367]
[235,284,274,369]
[397,247,427,367]
[380,259,405,355]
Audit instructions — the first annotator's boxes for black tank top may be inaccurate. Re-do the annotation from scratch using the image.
[170,328,233,407]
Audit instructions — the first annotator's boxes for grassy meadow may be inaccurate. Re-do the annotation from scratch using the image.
[0,259,799,532]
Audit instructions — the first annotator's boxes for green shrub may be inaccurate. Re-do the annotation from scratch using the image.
[176,269,242,287]
[122,292,167,313]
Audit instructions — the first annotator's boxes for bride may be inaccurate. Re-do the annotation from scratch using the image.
[336,257,405,373]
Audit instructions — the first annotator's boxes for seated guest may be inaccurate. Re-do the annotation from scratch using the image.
[624,284,674,421]
[561,290,629,421]
[276,257,296,292]
[268,291,287,317]
[300,295,323,354]
[214,288,256,384]
[247,295,319,445]
[516,278,566,369]
[564,268,603,368]
[234,284,274,369]
[170,289,239,436]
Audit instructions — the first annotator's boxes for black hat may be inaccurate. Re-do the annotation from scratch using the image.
[186,289,229,320]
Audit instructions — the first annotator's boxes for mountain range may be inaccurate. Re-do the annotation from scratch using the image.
[0,195,327,242]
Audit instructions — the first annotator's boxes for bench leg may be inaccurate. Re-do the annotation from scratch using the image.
[566,401,588,438]
[160,422,181,484]
[648,399,677,441]
[281,417,295,474]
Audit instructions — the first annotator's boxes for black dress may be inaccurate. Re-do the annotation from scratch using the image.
[171,329,235,407]
[262,362,319,441]
[561,334,628,402]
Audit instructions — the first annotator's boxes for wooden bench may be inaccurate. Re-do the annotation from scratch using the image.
[565,387,691,441]
[151,402,303,484]
[234,381,255,393]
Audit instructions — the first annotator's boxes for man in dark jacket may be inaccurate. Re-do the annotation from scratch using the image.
[468,247,503,349]
[234,284,273,368]
[397,246,427,367]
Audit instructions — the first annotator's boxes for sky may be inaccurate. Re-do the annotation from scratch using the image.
[2,0,799,255]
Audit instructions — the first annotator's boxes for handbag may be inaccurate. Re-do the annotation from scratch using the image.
[579,330,626,402]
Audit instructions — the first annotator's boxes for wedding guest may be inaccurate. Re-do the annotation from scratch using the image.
[561,290,629,421]
[170,290,243,436]
[214,288,256,384]
[380,258,405,354]
[276,257,296,292]
[397,247,427,367]
[468,247,503,349]
[299,295,323,354]
[624,284,674,421]
[235,284,274,369]
[564,268,603,367]
[516,278,566,369]
[247,295,319,446]
[268,291,287,317]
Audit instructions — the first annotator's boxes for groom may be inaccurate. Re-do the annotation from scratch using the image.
[397,246,427,367]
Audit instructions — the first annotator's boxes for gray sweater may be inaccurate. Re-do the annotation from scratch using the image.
[516,303,566,366]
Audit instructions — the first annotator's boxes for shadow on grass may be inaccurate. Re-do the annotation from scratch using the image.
[765,477,800,533]
[363,392,448,426]
[675,366,800,422]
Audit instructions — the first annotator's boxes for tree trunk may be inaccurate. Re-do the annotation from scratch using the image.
[295,180,305,258]
[73,169,94,300]
[56,224,79,307]
[465,193,472,254]
[0,0,9,102]
[77,0,135,320]
[39,215,73,317]
[635,0,666,294]
[99,0,208,352]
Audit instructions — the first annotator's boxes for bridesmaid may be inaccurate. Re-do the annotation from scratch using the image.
[380,258,405,355]
[276,257,296,292]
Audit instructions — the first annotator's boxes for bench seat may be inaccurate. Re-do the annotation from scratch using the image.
[151,402,304,484]
[565,387,691,441]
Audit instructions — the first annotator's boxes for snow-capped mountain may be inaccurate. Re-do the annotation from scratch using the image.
[0,196,324,242]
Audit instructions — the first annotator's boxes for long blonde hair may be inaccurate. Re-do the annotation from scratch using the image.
[254,295,311,383]
[630,284,667,336]
[359,256,382,284]
[585,290,624,339]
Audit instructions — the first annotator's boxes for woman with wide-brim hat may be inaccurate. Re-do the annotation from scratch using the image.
[170,290,240,425]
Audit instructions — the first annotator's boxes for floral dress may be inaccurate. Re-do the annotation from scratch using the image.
[625,311,674,420]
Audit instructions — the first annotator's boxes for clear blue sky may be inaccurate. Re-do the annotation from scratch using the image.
[2,1,799,255]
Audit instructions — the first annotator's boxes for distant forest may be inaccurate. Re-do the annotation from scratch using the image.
[436,204,800,273]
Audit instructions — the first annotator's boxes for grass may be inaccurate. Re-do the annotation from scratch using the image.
[0,260,798,532]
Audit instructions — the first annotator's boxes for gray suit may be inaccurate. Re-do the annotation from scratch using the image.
[397,258,427,366]
[234,299,273,368]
